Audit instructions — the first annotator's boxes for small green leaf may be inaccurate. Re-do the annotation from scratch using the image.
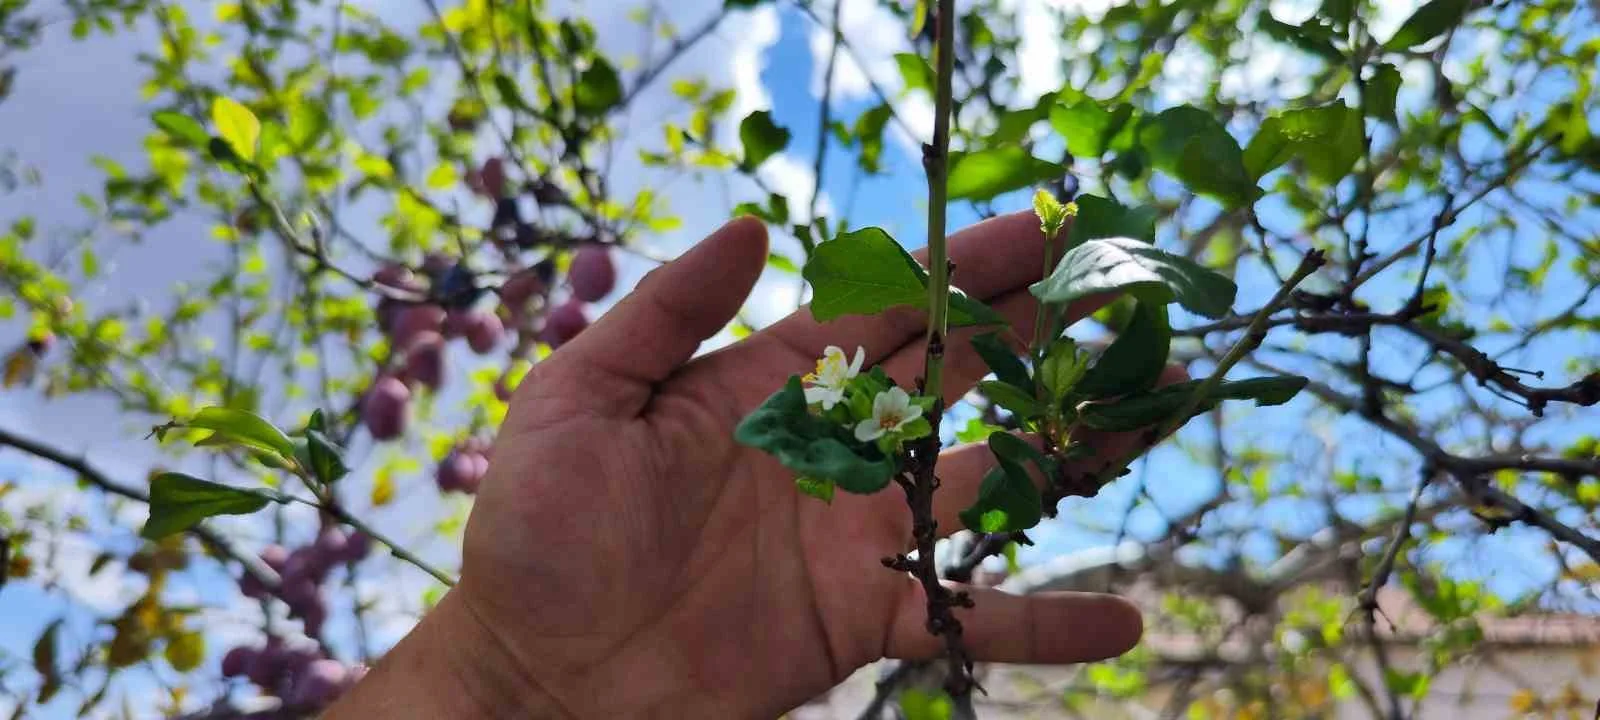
[803,227,1001,327]
[955,417,1003,444]
[960,435,1044,534]
[1383,0,1469,50]
[141,473,282,540]
[1076,299,1170,399]
[894,52,934,94]
[1257,9,1342,62]
[738,110,791,171]
[794,476,836,503]
[970,333,1032,393]
[575,58,623,115]
[1078,376,1308,431]
[151,111,209,148]
[303,410,348,485]
[852,103,894,174]
[1365,64,1402,123]
[1039,338,1090,401]
[947,148,1065,202]
[182,407,297,462]
[1243,104,1364,183]
[34,619,61,703]
[734,377,898,494]
[210,96,260,161]
[1031,237,1238,319]
[492,73,534,113]
[899,689,953,720]
[989,431,1056,479]
[1032,188,1072,239]
[1069,194,1157,244]
[977,380,1042,419]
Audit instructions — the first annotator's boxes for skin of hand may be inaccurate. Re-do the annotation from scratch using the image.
[329,212,1161,719]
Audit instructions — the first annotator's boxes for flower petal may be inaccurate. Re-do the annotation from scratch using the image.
[854,419,884,442]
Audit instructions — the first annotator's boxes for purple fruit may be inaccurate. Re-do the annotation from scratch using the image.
[221,646,256,678]
[390,304,445,348]
[372,263,424,292]
[241,545,290,598]
[460,452,490,494]
[501,269,546,308]
[539,301,589,348]
[246,639,288,689]
[287,659,348,708]
[402,331,446,390]
[340,531,372,564]
[464,312,503,354]
[298,596,327,639]
[568,245,615,302]
[313,528,348,561]
[280,574,320,612]
[436,449,489,494]
[477,157,507,199]
[422,252,455,275]
[362,376,411,441]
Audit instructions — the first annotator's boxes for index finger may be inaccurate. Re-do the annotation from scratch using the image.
[758,211,1050,365]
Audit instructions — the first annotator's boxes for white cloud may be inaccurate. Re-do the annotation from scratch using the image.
[806,0,910,103]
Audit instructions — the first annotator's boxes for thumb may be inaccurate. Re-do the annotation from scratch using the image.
[544,216,769,416]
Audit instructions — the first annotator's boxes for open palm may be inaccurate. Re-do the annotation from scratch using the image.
[456,213,1146,718]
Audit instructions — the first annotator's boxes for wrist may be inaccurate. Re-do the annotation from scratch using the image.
[328,589,567,719]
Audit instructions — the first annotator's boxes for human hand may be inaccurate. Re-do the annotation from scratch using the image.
[333,212,1152,719]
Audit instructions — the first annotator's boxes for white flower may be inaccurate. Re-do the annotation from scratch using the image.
[803,345,864,410]
[854,387,923,442]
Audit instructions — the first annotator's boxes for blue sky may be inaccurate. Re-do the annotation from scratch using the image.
[3,1,1598,717]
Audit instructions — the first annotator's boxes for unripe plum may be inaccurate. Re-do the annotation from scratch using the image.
[568,245,616,302]
[362,376,411,441]
[540,301,589,347]
[390,304,445,348]
[221,646,256,678]
[402,331,445,390]
[464,311,503,354]
[287,659,348,708]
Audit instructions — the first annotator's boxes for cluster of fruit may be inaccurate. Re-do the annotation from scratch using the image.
[221,638,367,712]
[238,527,371,639]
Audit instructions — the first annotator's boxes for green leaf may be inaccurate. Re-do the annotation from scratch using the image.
[1039,338,1090,401]
[970,333,1032,393]
[738,110,791,171]
[1365,64,1402,123]
[1076,299,1171,399]
[894,52,934,94]
[1069,194,1157,244]
[1139,106,1257,206]
[210,96,260,161]
[977,380,1042,419]
[302,410,348,485]
[989,431,1056,479]
[955,417,1003,444]
[1078,376,1308,431]
[734,377,898,494]
[575,58,623,115]
[141,473,282,540]
[151,111,209,148]
[34,619,61,703]
[794,476,836,503]
[1257,9,1342,62]
[1243,104,1364,183]
[1031,237,1238,319]
[1049,99,1131,158]
[1033,188,1071,239]
[1138,107,1255,206]
[899,689,953,720]
[947,147,1064,202]
[802,227,1001,327]
[1383,0,1469,50]
[492,73,535,114]
[853,103,894,174]
[959,436,1044,533]
[180,407,297,462]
